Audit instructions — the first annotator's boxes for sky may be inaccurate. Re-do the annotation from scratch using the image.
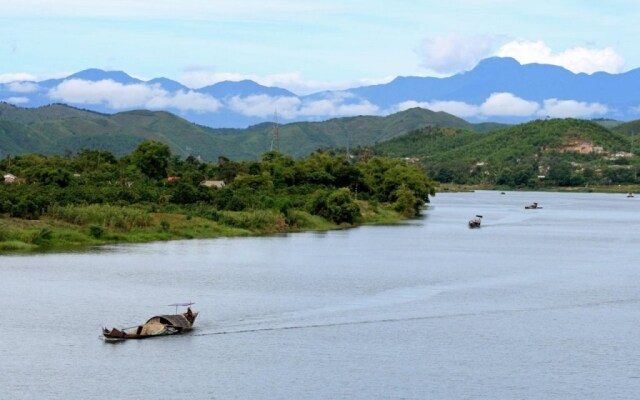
[1,0,639,103]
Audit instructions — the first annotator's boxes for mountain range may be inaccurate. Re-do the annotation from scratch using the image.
[1,103,502,160]
[3,57,640,128]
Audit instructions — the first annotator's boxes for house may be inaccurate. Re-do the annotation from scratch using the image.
[200,180,225,188]
[3,173,17,183]
[166,176,180,183]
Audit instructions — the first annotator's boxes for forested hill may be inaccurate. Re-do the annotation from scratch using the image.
[612,119,640,137]
[0,103,502,160]
[374,118,639,187]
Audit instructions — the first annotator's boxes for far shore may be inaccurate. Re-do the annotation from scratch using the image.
[438,183,640,194]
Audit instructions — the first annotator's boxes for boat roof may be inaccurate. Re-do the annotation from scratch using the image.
[145,314,191,329]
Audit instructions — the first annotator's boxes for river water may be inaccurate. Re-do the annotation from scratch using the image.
[1,191,638,399]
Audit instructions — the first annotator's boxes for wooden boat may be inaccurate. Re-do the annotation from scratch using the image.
[525,202,542,209]
[468,215,482,228]
[103,303,198,341]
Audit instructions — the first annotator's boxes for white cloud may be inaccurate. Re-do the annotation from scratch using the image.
[48,79,221,112]
[2,96,30,104]
[181,70,393,95]
[480,92,540,116]
[0,73,39,84]
[227,95,302,118]
[5,82,40,93]
[539,99,608,118]
[297,98,379,117]
[227,93,379,119]
[390,93,608,119]
[414,37,626,76]
[146,90,222,112]
[416,34,497,74]
[497,40,625,74]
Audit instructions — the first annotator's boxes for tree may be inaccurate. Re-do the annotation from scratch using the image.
[307,188,360,224]
[131,141,171,180]
[326,188,360,224]
[393,184,423,217]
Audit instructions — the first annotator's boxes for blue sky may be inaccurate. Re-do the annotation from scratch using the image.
[0,0,640,120]
[1,0,639,96]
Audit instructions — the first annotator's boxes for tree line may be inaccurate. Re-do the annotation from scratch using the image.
[0,141,436,225]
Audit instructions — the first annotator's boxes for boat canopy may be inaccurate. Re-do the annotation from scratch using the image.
[145,314,191,329]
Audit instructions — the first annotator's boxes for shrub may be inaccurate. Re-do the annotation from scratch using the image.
[33,228,53,245]
[49,204,152,231]
[218,209,286,232]
[89,225,104,238]
[160,220,170,232]
[307,188,360,224]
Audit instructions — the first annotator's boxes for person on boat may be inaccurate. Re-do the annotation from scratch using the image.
[186,307,194,322]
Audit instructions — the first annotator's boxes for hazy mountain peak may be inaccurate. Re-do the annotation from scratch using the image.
[67,68,141,84]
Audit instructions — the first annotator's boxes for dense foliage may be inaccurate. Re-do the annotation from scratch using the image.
[0,103,501,160]
[0,142,436,227]
[374,119,640,188]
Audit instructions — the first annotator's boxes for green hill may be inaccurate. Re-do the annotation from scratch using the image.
[0,104,502,160]
[0,102,105,123]
[612,119,640,137]
[374,119,638,187]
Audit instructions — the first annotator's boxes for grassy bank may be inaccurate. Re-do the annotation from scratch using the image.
[0,201,408,253]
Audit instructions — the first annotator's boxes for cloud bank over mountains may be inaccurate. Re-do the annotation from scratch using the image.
[48,79,222,112]
[394,94,608,120]
[1,56,639,128]
[416,37,626,76]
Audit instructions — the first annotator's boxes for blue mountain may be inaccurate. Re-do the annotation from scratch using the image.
[147,77,189,92]
[2,58,640,128]
[198,80,295,99]
[350,57,640,107]
[67,68,142,84]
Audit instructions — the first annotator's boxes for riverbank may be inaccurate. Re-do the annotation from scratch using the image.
[0,200,407,253]
[439,183,640,194]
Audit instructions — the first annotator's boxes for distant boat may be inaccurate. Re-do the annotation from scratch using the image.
[468,215,482,229]
[525,202,542,209]
[627,193,634,198]
[103,303,198,341]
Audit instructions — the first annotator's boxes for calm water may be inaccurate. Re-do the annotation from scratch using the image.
[1,191,639,399]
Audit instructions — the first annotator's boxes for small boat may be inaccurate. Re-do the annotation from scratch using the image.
[103,303,198,341]
[525,202,542,209]
[627,193,635,198]
[468,215,482,228]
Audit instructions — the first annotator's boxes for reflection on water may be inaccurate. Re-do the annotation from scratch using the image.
[0,191,638,399]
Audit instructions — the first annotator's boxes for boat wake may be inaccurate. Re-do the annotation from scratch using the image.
[192,297,640,338]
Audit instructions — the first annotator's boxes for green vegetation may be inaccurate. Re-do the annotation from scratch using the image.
[0,103,504,160]
[4,104,639,254]
[0,142,436,252]
[374,119,640,188]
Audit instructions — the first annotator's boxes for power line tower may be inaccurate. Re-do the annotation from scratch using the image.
[270,110,280,152]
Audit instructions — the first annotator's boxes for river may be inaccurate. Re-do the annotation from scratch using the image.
[1,191,638,399]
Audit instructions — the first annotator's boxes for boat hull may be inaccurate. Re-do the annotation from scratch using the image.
[103,310,198,341]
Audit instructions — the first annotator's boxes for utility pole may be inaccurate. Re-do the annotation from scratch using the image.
[270,110,280,152]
